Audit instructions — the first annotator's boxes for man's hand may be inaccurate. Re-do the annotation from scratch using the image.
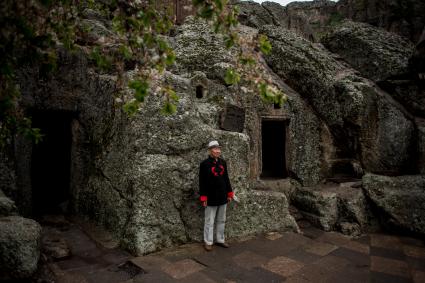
[227,197,232,203]
[202,201,207,207]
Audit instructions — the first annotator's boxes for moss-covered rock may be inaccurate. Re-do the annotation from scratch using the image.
[261,25,415,175]
[0,216,42,280]
[322,21,415,82]
[363,174,425,236]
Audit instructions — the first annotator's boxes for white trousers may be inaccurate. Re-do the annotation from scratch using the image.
[204,204,227,245]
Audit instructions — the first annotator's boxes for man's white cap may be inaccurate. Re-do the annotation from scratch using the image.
[207,140,221,149]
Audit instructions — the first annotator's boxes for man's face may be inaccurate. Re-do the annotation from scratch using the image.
[209,147,221,158]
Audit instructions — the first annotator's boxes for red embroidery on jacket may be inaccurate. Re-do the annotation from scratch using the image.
[211,164,225,176]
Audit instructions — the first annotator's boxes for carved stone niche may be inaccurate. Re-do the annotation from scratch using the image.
[220,104,246,133]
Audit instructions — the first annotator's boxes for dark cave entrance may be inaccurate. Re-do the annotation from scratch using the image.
[261,119,288,179]
[31,111,74,215]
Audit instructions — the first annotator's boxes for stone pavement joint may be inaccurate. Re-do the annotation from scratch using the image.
[37,220,425,283]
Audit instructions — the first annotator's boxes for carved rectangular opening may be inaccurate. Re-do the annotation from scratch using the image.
[261,119,288,179]
[31,111,74,215]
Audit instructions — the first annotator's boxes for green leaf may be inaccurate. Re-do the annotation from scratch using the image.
[258,34,272,55]
[224,68,240,85]
[163,86,179,102]
[112,16,125,34]
[123,100,139,116]
[128,80,149,102]
[258,82,274,102]
[165,51,175,66]
[161,102,177,115]
[119,45,132,60]
[239,55,255,66]
[89,47,111,70]
[224,33,238,49]
[214,0,224,11]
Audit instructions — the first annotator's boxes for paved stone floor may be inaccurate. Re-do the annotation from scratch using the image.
[42,221,425,283]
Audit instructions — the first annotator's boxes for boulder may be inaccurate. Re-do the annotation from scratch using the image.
[0,216,42,280]
[337,184,370,229]
[261,25,415,174]
[227,190,300,237]
[0,189,18,216]
[282,0,339,42]
[336,0,425,42]
[322,21,415,82]
[261,2,287,27]
[233,1,275,28]
[180,190,300,244]
[363,174,425,236]
[378,80,425,117]
[234,0,340,42]
[283,83,332,186]
[171,17,233,79]
[292,183,371,235]
[292,186,339,231]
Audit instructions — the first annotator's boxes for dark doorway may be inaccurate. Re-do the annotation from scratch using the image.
[261,120,287,179]
[31,111,74,215]
[196,85,204,98]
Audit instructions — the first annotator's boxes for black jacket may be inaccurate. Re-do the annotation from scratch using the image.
[199,156,233,206]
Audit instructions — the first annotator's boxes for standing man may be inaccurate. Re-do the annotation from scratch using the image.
[199,140,234,251]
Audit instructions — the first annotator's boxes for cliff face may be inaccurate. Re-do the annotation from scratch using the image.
[236,0,340,42]
[1,0,424,261]
[336,0,425,43]
[236,0,425,43]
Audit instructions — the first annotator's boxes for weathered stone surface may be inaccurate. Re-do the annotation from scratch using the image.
[171,17,232,80]
[4,4,422,259]
[292,184,371,234]
[284,88,333,185]
[338,222,361,237]
[292,186,339,231]
[227,190,300,237]
[234,1,275,28]
[0,216,42,280]
[181,190,300,244]
[261,1,287,27]
[322,21,415,82]
[234,0,339,42]
[379,80,425,117]
[0,189,18,216]
[261,25,415,174]
[42,227,71,260]
[16,48,118,216]
[0,150,17,208]
[282,0,339,42]
[336,184,370,229]
[363,174,425,236]
[418,120,425,174]
[240,56,333,186]
[77,21,307,255]
[220,104,245,133]
[336,0,425,42]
